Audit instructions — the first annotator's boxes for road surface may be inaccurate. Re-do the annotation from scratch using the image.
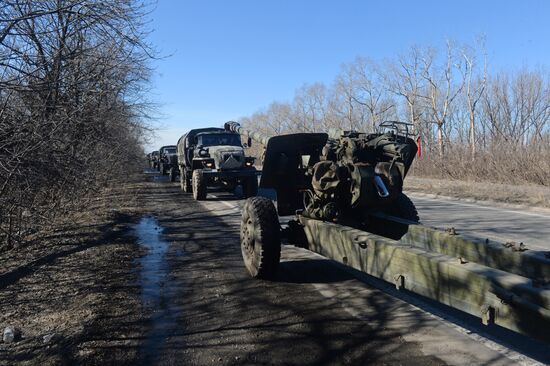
[135,172,550,365]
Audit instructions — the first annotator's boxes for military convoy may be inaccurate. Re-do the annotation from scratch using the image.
[176,127,258,200]
[144,120,550,343]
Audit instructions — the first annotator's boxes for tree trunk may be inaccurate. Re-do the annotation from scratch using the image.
[437,123,444,157]
[469,111,476,160]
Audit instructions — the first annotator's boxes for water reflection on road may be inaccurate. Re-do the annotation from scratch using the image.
[134,215,179,363]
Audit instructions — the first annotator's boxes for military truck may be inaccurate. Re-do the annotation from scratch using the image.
[158,145,178,181]
[176,127,258,200]
[148,151,160,170]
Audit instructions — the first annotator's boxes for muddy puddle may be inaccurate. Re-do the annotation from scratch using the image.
[134,216,179,361]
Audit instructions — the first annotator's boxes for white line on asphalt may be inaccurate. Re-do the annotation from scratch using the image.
[209,194,239,210]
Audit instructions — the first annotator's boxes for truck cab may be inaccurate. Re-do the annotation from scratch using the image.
[177,128,258,200]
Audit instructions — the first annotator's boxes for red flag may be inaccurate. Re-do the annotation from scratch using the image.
[416,136,422,158]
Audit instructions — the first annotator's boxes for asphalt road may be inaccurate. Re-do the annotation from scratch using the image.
[408,193,550,252]
[139,173,550,365]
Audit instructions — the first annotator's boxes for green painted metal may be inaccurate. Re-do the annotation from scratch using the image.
[369,212,550,280]
[298,215,550,343]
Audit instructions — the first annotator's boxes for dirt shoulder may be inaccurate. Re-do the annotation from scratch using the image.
[0,176,148,365]
[405,176,550,210]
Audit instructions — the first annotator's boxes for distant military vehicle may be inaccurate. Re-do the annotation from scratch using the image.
[149,151,160,170]
[176,127,258,200]
[158,145,178,180]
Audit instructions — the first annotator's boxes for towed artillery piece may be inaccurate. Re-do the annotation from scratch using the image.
[225,120,550,344]
[176,127,258,200]
[224,120,418,225]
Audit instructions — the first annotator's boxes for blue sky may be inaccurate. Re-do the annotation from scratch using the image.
[146,0,550,150]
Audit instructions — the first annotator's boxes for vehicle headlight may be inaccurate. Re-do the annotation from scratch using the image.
[202,159,215,168]
[199,148,209,157]
[245,157,255,167]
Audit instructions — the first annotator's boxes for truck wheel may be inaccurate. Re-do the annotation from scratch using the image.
[241,197,281,279]
[169,167,177,182]
[180,169,192,193]
[242,175,258,198]
[192,170,207,200]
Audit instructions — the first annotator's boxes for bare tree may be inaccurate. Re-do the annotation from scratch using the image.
[462,39,487,159]
[331,63,363,130]
[421,41,465,157]
[291,83,328,132]
[239,40,550,186]
[385,46,426,139]
[0,0,155,248]
[351,57,394,131]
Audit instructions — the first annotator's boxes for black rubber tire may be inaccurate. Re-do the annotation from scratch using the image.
[192,169,207,200]
[240,197,281,279]
[384,193,419,222]
[242,175,258,198]
[169,167,177,182]
[364,193,420,240]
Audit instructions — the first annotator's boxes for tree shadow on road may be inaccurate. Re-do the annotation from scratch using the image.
[134,179,445,366]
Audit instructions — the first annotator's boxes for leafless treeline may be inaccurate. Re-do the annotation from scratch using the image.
[0,0,154,248]
[240,41,550,185]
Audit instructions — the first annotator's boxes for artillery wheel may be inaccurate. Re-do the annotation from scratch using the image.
[383,193,419,222]
[192,170,207,200]
[242,175,258,198]
[364,193,419,240]
[169,167,177,182]
[240,197,281,279]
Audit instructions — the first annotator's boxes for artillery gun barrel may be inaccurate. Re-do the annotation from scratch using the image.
[224,121,271,146]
